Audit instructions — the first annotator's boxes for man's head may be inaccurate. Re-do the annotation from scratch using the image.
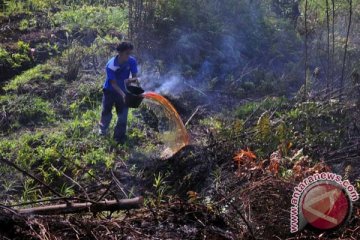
[117,42,134,63]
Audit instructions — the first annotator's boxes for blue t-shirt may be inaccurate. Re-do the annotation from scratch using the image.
[103,56,138,92]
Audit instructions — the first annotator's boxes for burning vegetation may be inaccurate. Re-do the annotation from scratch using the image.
[0,0,360,239]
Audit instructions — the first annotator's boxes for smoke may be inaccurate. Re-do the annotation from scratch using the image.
[139,65,185,96]
[154,75,183,95]
[138,0,303,97]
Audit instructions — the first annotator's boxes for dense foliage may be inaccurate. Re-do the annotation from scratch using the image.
[0,0,359,239]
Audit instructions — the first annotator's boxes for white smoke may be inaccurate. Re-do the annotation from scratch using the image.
[154,75,183,95]
[139,66,185,96]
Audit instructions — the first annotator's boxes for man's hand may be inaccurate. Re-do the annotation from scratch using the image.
[120,92,126,103]
[110,79,127,103]
[126,78,139,85]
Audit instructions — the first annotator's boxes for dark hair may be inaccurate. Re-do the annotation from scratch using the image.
[116,42,134,53]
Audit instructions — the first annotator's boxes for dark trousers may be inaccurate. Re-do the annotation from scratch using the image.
[99,89,128,143]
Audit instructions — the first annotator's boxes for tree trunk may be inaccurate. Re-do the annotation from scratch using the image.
[326,0,330,91]
[331,0,335,88]
[304,0,308,100]
[340,0,352,99]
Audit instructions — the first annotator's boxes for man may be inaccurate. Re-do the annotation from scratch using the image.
[99,42,138,144]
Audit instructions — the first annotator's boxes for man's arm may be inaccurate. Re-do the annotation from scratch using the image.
[106,65,126,101]
[110,80,126,102]
[126,58,139,84]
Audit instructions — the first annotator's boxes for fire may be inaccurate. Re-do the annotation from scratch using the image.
[233,148,257,164]
[233,148,257,176]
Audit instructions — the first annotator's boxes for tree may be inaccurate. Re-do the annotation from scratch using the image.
[326,0,330,90]
[340,0,352,99]
[304,0,308,100]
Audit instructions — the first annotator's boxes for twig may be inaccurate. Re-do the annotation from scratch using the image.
[0,203,19,215]
[97,180,113,202]
[111,169,129,198]
[229,201,255,239]
[184,81,207,96]
[216,193,255,239]
[185,106,203,126]
[51,164,90,201]
[74,162,119,201]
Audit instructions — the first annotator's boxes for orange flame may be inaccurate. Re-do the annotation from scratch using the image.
[233,148,257,163]
[233,148,257,176]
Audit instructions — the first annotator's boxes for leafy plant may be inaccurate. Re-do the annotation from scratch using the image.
[256,111,271,142]
[51,5,128,33]
[62,41,86,81]
[0,47,14,66]
[4,64,52,91]
[0,94,56,133]
[0,44,32,74]
[153,172,169,205]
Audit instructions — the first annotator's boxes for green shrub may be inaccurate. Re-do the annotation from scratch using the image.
[11,53,30,68]
[0,94,56,132]
[19,19,30,31]
[18,96,55,124]
[199,117,223,131]
[52,6,128,33]
[83,148,114,169]
[0,47,14,66]
[4,64,51,91]
[3,0,52,16]
[236,97,287,119]
[62,41,86,81]
[18,18,37,31]
[0,42,31,71]
[3,0,27,15]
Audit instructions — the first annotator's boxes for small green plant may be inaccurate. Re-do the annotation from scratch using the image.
[199,117,222,131]
[0,41,31,70]
[3,0,27,15]
[0,47,14,66]
[211,167,222,191]
[256,111,271,141]
[62,41,86,81]
[60,184,75,197]
[10,41,31,68]
[17,41,30,53]
[153,172,169,205]
[19,19,29,31]
[21,179,41,202]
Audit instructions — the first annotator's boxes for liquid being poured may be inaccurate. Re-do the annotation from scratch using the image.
[143,92,190,158]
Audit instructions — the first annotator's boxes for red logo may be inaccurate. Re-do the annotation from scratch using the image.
[301,183,350,230]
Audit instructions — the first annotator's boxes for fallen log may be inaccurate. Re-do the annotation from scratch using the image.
[18,197,144,215]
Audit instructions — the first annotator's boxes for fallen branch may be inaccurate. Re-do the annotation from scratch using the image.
[18,197,144,216]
